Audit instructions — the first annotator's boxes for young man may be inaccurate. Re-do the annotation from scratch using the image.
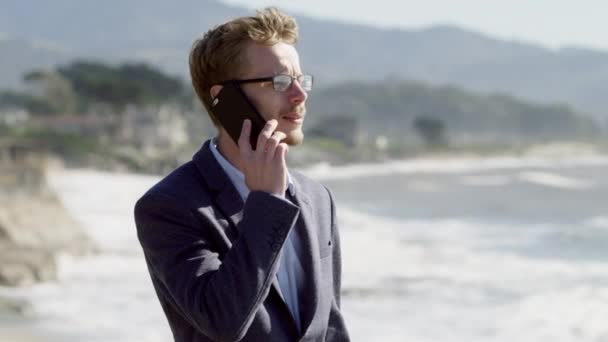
[134,8,350,342]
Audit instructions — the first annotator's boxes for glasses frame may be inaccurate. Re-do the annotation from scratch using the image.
[220,74,313,92]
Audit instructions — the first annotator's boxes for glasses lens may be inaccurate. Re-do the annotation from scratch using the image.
[300,75,313,91]
[273,75,292,91]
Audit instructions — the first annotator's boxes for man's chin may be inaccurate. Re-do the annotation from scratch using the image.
[283,131,304,146]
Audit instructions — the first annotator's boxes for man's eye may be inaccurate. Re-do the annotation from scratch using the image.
[274,81,291,91]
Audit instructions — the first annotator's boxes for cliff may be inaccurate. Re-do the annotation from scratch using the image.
[0,141,95,287]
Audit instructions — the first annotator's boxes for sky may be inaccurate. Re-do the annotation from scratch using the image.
[222,0,608,52]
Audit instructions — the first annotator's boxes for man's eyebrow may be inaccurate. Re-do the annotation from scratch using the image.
[275,63,296,75]
[272,69,291,75]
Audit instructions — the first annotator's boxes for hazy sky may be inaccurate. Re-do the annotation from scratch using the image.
[222,0,608,51]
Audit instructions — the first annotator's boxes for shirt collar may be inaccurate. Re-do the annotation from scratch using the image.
[209,138,295,200]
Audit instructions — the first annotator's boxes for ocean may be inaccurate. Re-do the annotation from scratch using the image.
[2,152,608,341]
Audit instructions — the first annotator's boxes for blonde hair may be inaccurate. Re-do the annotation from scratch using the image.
[189,7,299,126]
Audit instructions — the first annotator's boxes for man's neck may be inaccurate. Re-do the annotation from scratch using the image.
[216,133,245,173]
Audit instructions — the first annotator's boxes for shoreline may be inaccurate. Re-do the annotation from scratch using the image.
[1,160,607,341]
[0,312,55,342]
[56,141,608,179]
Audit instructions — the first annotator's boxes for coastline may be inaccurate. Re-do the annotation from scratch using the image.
[0,310,62,342]
[1,144,607,341]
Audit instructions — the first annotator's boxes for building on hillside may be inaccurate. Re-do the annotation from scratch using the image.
[0,108,30,127]
[118,104,189,157]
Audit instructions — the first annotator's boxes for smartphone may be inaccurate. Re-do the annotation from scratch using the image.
[210,82,266,150]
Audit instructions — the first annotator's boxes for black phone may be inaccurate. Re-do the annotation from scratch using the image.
[210,82,266,150]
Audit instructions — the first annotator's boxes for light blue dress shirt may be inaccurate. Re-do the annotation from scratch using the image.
[209,139,305,331]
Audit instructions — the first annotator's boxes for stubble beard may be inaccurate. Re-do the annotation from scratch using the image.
[281,105,305,146]
[283,130,304,146]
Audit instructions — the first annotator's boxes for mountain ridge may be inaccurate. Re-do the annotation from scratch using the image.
[1,0,607,118]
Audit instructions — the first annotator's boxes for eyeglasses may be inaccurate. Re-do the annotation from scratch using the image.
[221,74,313,92]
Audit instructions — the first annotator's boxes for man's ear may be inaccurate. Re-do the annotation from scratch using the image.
[210,85,223,99]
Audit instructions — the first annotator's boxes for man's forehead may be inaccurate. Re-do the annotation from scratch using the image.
[243,41,301,76]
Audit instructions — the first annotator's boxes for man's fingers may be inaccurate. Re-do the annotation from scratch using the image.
[256,120,278,154]
[274,143,289,167]
[272,131,287,145]
[238,119,252,156]
[265,131,287,162]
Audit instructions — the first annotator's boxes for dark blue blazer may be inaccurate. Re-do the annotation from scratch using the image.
[134,140,350,341]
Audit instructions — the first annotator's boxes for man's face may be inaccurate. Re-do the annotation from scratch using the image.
[238,41,308,146]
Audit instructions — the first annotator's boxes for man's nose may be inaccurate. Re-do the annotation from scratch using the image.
[288,79,308,104]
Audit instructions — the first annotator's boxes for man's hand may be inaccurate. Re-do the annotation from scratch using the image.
[239,119,288,197]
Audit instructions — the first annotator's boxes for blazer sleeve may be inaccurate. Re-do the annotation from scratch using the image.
[134,190,299,342]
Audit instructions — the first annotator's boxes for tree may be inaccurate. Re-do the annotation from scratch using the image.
[413,116,447,147]
[22,70,77,115]
[56,60,185,111]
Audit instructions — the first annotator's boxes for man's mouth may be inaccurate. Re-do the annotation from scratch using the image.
[281,112,304,124]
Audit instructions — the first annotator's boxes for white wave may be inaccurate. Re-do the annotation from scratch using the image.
[337,207,608,342]
[8,168,606,342]
[517,171,593,190]
[338,206,607,289]
[46,169,160,253]
[0,252,172,342]
[585,216,608,229]
[12,169,171,341]
[405,180,443,192]
[300,154,608,181]
[459,174,513,187]
[523,142,601,158]
[344,285,608,342]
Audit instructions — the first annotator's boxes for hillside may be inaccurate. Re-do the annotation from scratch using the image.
[306,80,600,147]
[2,1,608,118]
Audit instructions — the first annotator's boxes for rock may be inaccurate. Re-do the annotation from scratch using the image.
[0,295,33,316]
[0,189,94,287]
[0,190,94,255]
[0,242,57,286]
[0,145,95,287]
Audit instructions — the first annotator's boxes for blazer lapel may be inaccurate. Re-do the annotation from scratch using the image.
[192,140,293,315]
[289,175,321,336]
[193,141,244,243]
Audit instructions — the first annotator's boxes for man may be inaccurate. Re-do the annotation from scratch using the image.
[134,8,350,342]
